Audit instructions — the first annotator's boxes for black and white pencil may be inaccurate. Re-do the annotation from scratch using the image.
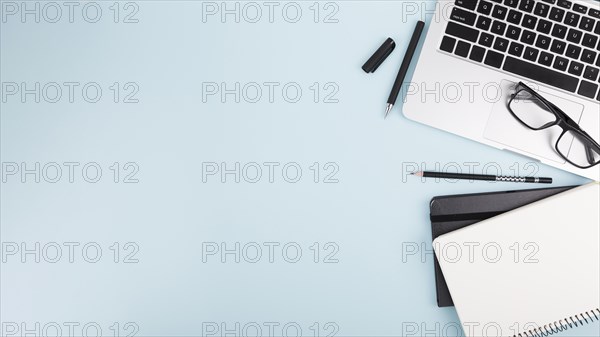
[411,171,552,184]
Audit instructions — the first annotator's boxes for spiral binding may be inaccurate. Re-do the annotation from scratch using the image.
[495,176,526,183]
[515,308,600,337]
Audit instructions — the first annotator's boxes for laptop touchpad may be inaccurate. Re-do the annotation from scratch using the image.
[483,80,585,164]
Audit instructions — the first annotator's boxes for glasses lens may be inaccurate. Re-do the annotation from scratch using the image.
[557,130,600,168]
[509,89,557,129]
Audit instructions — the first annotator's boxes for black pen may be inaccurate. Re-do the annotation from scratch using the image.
[385,20,425,118]
[411,171,553,184]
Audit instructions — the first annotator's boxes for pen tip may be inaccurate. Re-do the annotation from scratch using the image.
[384,104,393,118]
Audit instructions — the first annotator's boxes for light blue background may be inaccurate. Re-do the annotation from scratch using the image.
[1,1,597,336]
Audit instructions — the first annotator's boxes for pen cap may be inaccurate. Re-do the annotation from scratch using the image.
[362,37,396,73]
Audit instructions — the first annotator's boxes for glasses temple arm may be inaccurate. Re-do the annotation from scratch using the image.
[586,146,596,165]
[575,129,600,165]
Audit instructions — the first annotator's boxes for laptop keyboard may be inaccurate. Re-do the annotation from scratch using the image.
[439,0,600,102]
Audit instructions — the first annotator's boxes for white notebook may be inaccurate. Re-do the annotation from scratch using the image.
[434,182,600,337]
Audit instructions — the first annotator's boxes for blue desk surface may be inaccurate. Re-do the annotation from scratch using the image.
[1,1,597,336]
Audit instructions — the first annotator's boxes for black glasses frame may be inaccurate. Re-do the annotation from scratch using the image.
[507,82,600,169]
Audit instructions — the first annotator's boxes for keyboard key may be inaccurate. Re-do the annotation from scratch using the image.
[494,37,510,51]
[521,30,537,44]
[440,36,457,52]
[584,66,599,81]
[455,40,472,57]
[505,0,519,6]
[524,46,540,60]
[551,39,567,54]
[534,2,550,17]
[446,22,480,42]
[553,56,569,70]
[539,51,554,66]
[509,41,525,56]
[573,4,587,14]
[549,7,565,22]
[485,50,505,67]
[476,16,492,31]
[557,0,571,9]
[551,24,568,38]
[519,0,535,12]
[595,21,600,35]
[597,54,600,67]
[581,49,597,64]
[491,20,507,35]
[535,35,551,49]
[536,18,553,33]
[479,32,495,47]
[579,17,595,31]
[568,60,584,75]
[503,56,579,92]
[478,0,494,15]
[542,0,555,3]
[566,44,582,59]
[492,5,508,19]
[522,14,538,28]
[566,28,582,43]
[582,33,598,48]
[507,9,523,24]
[578,80,598,98]
[470,45,487,62]
[506,25,522,39]
[456,0,478,10]
[564,12,580,27]
[491,0,502,3]
[590,8,600,19]
[451,7,477,26]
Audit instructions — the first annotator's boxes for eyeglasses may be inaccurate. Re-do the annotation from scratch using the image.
[507,82,600,169]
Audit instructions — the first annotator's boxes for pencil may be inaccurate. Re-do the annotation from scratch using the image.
[411,171,553,184]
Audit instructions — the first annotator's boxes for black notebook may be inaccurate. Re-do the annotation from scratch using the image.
[429,186,575,307]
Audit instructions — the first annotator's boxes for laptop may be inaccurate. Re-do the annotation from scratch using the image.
[404,0,600,180]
